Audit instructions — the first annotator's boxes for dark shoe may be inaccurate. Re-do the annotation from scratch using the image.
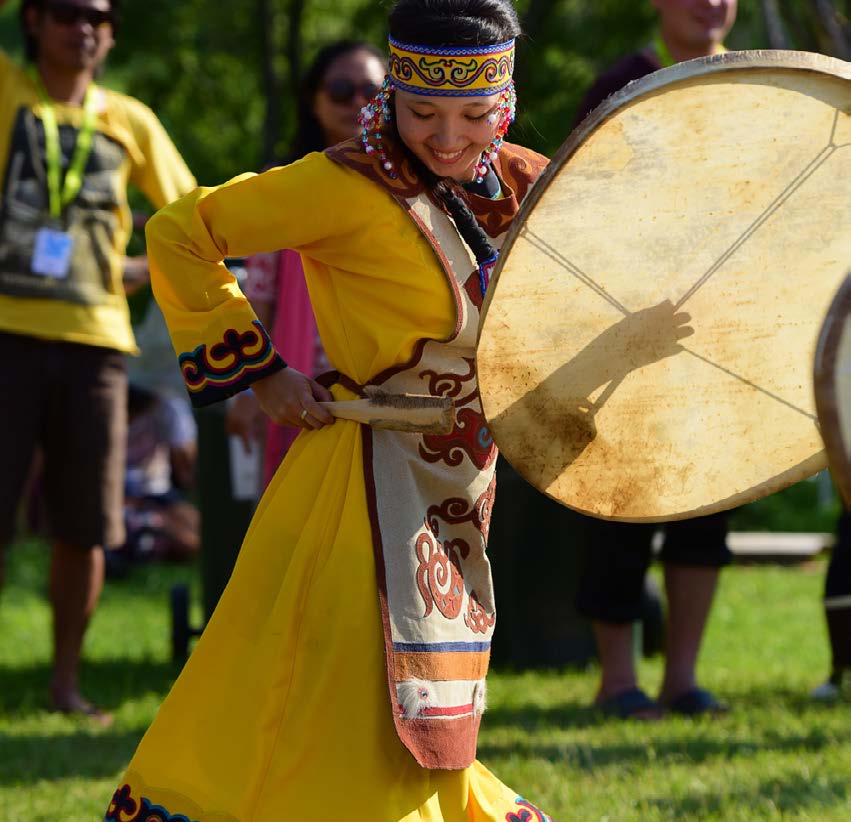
[596,687,663,720]
[663,687,728,717]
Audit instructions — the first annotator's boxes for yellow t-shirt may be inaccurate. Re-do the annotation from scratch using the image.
[0,51,196,353]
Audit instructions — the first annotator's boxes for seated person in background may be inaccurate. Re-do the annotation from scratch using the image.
[113,385,199,571]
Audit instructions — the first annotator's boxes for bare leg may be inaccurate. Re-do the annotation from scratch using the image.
[49,539,111,724]
[593,620,662,718]
[593,621,637,699]
[658,564,718,703]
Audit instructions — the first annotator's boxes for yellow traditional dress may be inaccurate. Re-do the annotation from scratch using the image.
[105,138,553,822]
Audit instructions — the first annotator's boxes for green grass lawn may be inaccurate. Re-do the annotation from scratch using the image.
[1,538,848,821]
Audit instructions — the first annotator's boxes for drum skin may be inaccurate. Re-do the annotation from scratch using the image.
[478,51,850,521]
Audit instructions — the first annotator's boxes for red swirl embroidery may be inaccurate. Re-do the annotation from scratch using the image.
[419,408,496,470]
[419,357,477,406]
[427,473,496,542]
[415,520,470,620]
[465,589,496,634]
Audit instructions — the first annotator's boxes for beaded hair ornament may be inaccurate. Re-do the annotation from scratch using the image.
[358,37,517,182]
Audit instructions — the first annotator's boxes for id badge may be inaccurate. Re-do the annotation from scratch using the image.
[32,228,74,279]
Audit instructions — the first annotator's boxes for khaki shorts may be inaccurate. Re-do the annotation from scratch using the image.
[0,331,127,548]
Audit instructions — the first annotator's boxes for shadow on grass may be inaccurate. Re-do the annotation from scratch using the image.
[482,699,603,732]
[640,772,848,816]
[478,726,847,772]
[0,728,142,784]
[723,684,833,712]
[482,680,845,736]
[0,657,182,715]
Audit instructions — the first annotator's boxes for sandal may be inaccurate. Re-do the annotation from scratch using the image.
[663,687,728,717]
[596,687,663,720]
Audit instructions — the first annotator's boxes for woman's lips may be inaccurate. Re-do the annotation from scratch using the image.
[429,146,467,165]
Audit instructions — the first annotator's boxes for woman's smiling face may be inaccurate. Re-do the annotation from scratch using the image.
[394,89,502,182]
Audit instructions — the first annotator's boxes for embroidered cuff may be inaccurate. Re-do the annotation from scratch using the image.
[178,320,286,408]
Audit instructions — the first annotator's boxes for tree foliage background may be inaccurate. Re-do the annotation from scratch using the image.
[0,0,847,190]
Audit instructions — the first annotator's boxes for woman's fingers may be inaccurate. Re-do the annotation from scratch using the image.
[252,369,343,430]
[299,380,335,426]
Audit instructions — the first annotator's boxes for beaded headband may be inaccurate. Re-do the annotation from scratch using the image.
[388,36,515,97]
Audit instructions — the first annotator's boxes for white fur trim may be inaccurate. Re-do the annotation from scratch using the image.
[472,680,487,715]
[397,678,435,718]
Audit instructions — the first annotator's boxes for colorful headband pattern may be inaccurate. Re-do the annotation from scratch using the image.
[388,37,515,97]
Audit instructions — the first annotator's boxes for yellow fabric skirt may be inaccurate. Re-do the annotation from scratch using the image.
[110,419,537,822]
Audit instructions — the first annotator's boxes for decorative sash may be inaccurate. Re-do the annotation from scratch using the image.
[327,138,547,769]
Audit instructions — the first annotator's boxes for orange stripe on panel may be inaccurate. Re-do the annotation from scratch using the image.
[394,651,490,681]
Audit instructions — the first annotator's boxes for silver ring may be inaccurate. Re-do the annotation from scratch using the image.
[300,409,309,421]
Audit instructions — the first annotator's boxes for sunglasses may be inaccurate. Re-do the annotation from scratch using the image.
[46,2,113,28]
[324,79,380,105]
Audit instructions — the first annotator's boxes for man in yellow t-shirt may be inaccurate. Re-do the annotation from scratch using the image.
[0,0,196,721]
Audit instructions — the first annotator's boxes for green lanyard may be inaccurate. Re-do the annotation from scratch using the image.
[29,69,98,220]
[653,33,727,70]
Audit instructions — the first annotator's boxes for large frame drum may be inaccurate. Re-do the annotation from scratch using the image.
[479,52,850,521]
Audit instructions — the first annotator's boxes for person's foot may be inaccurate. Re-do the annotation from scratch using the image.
[50,688,113,727]
[659,686,728,717]
[811,671,846,702]
[811,680,841,701]
[595,687,664,720]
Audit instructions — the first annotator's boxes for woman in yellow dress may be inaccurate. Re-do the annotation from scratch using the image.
[105,1,552,819]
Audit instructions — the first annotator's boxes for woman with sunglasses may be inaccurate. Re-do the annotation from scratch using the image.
[228,41,385,487]
[107,1,554,819]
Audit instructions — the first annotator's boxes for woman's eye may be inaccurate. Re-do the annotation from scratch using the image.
[411,111,433,120]
[466,112,489,122]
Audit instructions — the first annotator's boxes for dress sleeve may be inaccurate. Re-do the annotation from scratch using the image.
[145,153,366,407]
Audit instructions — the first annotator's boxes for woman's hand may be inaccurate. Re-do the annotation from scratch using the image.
[252,367,335,430]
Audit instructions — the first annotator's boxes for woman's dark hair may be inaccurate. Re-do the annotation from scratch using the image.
[389,0,520,48]
[287,39,384,162]
[20,0,122,62]
[388,0,521,267]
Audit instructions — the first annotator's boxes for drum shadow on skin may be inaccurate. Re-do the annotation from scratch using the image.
[491,300,692,489]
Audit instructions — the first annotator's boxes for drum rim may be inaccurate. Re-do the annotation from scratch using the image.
[814,274,851,508]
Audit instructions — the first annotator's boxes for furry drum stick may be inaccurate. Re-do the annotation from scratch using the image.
[319,387,455,434]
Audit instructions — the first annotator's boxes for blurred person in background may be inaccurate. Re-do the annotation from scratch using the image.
[0,0,195,722]
[226,40,385,488]
[105,384,200,578]
[812,509,851,700]
[570,0,738,720]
